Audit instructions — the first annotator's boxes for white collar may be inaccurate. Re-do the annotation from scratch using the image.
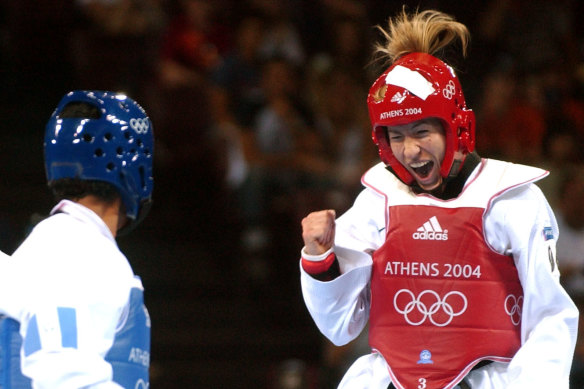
[50,199,115,242]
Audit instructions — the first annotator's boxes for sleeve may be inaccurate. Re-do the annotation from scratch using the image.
[301,248,341,280]
[19,303,124,389]
[12,237,130,389]
[0,252,19,317]
[300,188,386,346]
[484,183,579,388]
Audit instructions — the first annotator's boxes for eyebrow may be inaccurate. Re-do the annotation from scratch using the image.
[389,118,439,132]
[387,123,426,133]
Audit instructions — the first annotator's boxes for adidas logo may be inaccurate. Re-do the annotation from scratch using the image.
[412,216,449,241]
[391,91,407,104]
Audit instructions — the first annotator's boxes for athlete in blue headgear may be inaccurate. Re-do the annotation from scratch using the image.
[0,91,153,388]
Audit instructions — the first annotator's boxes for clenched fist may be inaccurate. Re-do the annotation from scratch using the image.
[301,210,336,255]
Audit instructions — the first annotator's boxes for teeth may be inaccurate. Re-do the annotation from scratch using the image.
[410,161,429,168]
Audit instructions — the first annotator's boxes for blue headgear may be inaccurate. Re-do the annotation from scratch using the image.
[44,91,154,229]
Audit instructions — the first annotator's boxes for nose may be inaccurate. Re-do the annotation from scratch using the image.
[402,136,420,160]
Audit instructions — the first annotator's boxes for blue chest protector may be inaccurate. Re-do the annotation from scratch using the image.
[0,317,32,388]
[105,286,151,388]
[0,286,150,389]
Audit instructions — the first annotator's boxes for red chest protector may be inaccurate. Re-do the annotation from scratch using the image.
[362,159,547,389]
[370,206,522,389]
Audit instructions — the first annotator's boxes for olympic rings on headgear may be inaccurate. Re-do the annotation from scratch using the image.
[393,289,468,327]
[134,379,149,389]
[442,80,456,99]
[130,118,150,134]
[504,294,523,326]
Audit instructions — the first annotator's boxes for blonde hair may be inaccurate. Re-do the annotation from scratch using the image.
[373,8,470,66]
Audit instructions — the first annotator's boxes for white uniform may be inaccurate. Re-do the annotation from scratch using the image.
[301,159,579,388]
[0,200,142,388]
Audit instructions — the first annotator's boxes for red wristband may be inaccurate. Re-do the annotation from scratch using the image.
[301,252,336,275]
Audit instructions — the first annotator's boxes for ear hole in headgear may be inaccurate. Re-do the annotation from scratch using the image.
[458,127,471,152]
[59,102,101,119]
[372,85,388,102]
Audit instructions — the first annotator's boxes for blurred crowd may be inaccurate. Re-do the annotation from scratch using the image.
[2,0,584,387]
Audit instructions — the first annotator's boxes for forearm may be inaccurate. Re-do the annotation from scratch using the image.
[487,184,579,386]
[23,349,123,389]
[300,261,371,346]
[508,254,578,387]
[299,187,383,344]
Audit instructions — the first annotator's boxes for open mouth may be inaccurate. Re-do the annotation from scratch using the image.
[410,161,434,178]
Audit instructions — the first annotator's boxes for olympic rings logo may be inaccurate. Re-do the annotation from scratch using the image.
[393,289,467,327]
[442,80,456,100]
[130,118,150,134]
[504,294,523,326]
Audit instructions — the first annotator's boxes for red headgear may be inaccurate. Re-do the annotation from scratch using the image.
[367,52,475,185]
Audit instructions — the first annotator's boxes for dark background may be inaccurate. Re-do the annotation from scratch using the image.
[0,1,583,388]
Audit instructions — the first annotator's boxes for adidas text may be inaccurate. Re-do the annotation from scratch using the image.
[412,230,449,241]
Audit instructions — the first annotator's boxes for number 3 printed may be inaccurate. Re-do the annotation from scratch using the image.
[418,377,427,389]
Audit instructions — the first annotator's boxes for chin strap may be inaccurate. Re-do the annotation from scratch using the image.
[439,152,481,200]
[117,199,152,237]
[448,158,464,179]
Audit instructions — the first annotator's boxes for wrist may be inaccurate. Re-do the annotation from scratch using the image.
[301,247,333,261]
[301,248,336,275]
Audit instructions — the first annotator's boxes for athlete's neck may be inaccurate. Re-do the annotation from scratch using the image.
[75,195,125,237]
[411,152,481,200]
